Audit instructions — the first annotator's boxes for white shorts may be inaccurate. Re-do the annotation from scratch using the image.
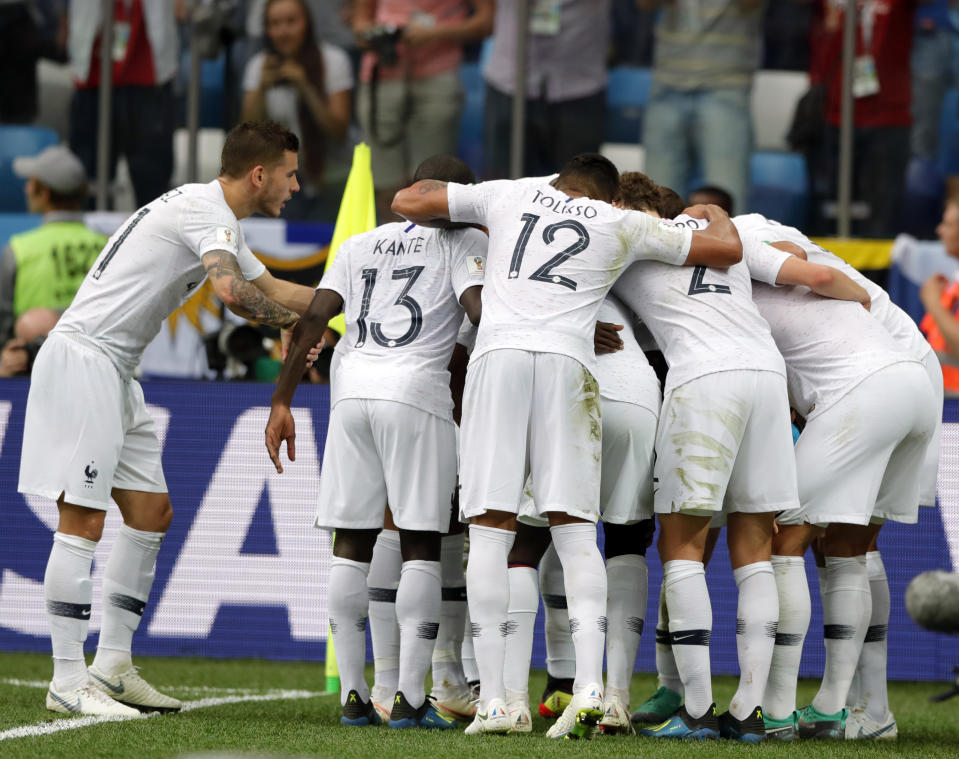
[459,350,602,523]
[654,370,799,516]
[599,399,657,524]
[18,332,167,510]
[920,351,944,507]
[315,398,456,532]
[780,362,938,527]
[516,398,657,527]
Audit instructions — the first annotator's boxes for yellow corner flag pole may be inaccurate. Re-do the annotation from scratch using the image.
[324,144,377,694]
[323,143,377,337]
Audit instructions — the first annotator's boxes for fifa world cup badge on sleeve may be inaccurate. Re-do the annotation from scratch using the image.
[216,227,236,250]
[467,256,485,275]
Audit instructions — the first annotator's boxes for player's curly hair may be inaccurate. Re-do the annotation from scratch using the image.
[220,121,299,178]
[614,171,660,213]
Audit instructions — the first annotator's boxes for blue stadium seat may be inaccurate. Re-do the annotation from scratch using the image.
[748,150,808,228]
[178,51,227,129]
[458,62,486,178]
[939,88,959,177]
[605,67,652,144]
[0,125,60,212]
[902,156,945,239]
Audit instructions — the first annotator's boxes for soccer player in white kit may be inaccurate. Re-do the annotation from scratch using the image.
[612,174,874,742]
[19,121,317,716]
[266,155,485,730]
[391,154,743,737]
[734,215,942,740]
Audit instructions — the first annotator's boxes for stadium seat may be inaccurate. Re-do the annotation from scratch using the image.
[605,66,652,144]
[902,156,946,240]
[178,50,227,129]
[750,70,809,151]
[458,62,486,178]
[939,88,959,177]
[748,150,808,227]
[0,125,60,212]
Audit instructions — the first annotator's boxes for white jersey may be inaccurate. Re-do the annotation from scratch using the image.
[734,213,932,362]
[612,214,785,393]
[321,222,486,421]
[595,295,660,413]
[446,180,692,373]
[55,181,266,378]
[747,244,919,419]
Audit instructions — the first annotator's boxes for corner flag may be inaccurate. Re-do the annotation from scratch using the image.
[324,143,377,336]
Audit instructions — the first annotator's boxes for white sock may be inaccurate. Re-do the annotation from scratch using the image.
[92,524,163,675]
[812,555,870,715]
[664,559,713,718]
[858,551,891,722]
[461,611,479,684]
[729,561,778,720]
[396,559,442,709]
[432,533,468,693]
[816,564,827,601]
[539,543,575,680]
[605,554,648,705]
[46,532,97,691]
[504,565,538,703]
[328,557,371,706]
[466,524,514,712]
[367,530,401,702]
[550,523,607,695]
[654,579,682,695]
[764,555,810,720]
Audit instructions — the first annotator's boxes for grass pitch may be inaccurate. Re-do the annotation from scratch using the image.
[2,651,958,759]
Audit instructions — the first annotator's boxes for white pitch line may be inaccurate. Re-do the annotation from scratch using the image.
[1,679,310,697]
[0,689,333,742]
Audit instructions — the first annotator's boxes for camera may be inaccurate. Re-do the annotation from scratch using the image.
[362,24,404,68]
[22,336,45,373]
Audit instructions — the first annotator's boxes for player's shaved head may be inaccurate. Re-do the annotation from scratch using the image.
[688,185,734,215]
[614,172,660,213]
[554,153,619,203]
[413,155,475,185]
[220,120,300,179]
[656,186,686,219]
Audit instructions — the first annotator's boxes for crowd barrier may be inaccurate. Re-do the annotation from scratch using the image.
[1,378,958,682]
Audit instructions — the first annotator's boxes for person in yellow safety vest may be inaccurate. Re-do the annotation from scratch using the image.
[0,145,107,342]
[920,197,959,394]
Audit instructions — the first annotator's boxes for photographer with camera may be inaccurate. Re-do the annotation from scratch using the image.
[0,145,106,346]
[242,0,355,222]
[353,0,493,222]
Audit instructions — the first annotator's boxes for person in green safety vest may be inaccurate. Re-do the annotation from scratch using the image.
[0,145,107,342]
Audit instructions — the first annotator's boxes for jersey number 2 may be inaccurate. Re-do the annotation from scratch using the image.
[687,266,731,296]
[355,265,425,348]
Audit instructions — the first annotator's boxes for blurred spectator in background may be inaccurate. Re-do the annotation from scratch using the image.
[688,184,735,214]
[354,0,493,220]
[242,0,354,221]
[247,0,356,51]
[920,195,959,393]
[67,0,181,208]
[640,0,765,214]
[0,145,105,343]
[483,0,608,179]
[807,0,917,239]
[0,0,67,124]
[610,0,655,66]
[911,0,958,163]
[762,0,813,71]
[0,307,60,377]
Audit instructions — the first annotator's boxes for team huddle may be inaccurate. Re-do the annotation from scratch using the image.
[19,121,939,743]
[268,152,940,741]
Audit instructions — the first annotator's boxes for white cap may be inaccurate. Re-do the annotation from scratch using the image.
[13,145,88,194]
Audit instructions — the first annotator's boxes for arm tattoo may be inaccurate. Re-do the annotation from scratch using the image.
[416,179,448,194]
[204,251,298,329]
